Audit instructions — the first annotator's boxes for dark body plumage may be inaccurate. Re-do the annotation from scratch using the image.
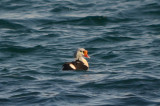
[62,60,88,70]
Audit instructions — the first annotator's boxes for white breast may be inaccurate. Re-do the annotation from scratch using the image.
[81,57,89,67]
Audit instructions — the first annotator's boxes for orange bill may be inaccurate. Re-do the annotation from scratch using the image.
[83,50,90,58]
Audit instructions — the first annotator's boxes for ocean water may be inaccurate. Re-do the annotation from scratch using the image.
[0,0,160,105]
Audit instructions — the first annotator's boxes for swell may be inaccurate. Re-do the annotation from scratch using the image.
[2,74,36,80]
[43,15,135,26]
[77,75,160,105]
[138,2,160,15]
[0,19,35,33]
[0,44,43,54]
[50,5,75,13]
[6,14,135,28]
[116,95,156,106]
[85,36,135,44]
[78,76,160,90]
[42,16,109,26]
[0,19,25,29]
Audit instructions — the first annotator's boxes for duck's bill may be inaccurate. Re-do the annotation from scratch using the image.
[84,50,90,58]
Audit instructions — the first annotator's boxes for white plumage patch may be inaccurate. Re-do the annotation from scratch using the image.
[69,64,76,70]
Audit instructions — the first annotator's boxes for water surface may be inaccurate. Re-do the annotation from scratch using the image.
[0,0,160,105]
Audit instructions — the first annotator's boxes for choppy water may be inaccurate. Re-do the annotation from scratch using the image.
[0,0,160,105]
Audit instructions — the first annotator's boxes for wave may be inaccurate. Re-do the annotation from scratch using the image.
[117,94,155,106]
[42,16,109,26]
[4,75,36,80]
[51,5,75,13]
[86,36,134,45]
[104,36,135,42]
[67,16,109,26]
[0,19,35,33]
[0,44,43,54]
[78,76,160,90]
[0,19,25,29]
[0,98,10,103]
[30,15,134,27]
[138,2,160,15]
[101,51,119,59]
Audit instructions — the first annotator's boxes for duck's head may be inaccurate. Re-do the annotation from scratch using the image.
[74,48,90,60]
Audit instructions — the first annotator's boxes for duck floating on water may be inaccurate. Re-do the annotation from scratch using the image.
[62,48,90,70]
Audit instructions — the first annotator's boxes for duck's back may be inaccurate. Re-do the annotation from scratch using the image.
[62,60,88,70]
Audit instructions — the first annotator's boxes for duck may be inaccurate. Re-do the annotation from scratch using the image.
[62,48,90,70]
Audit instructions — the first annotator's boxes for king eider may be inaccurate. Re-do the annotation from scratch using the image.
[62,48,90,70]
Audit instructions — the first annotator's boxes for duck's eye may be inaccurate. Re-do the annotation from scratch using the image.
[80,50,83,52]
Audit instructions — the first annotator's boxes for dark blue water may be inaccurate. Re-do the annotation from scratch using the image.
[0,0,160,105]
